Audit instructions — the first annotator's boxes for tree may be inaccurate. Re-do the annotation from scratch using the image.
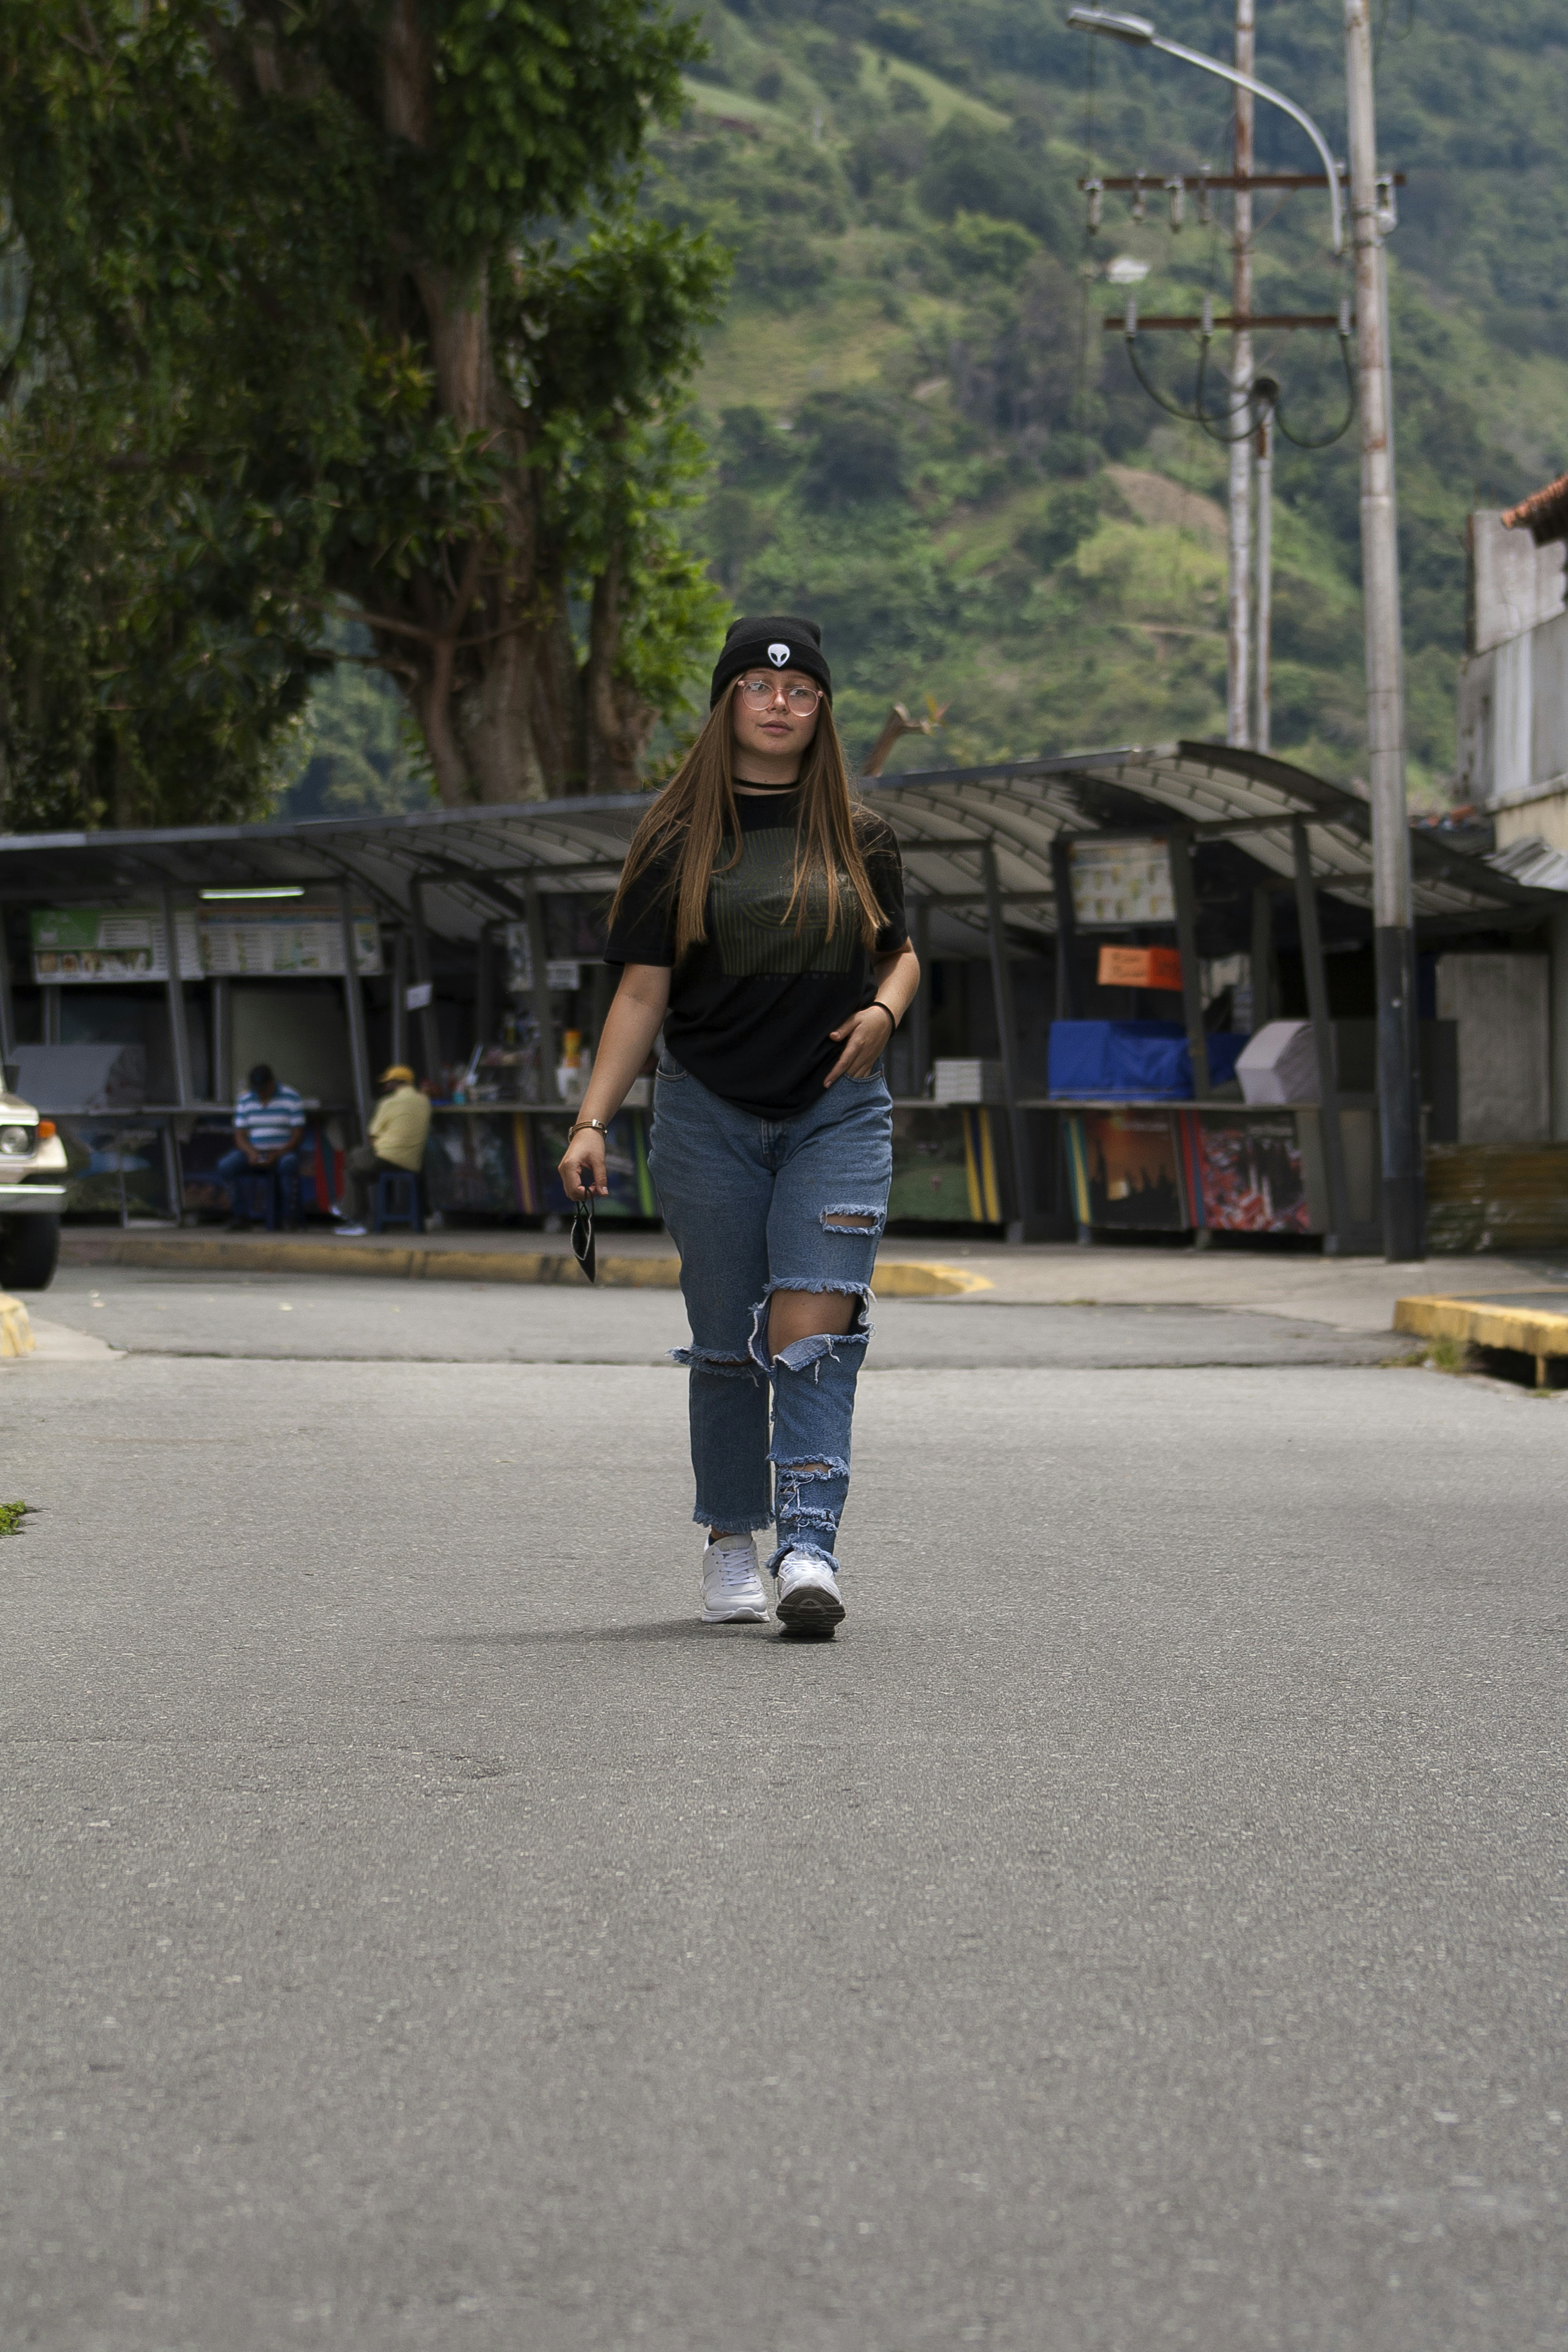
[0,0,730,825]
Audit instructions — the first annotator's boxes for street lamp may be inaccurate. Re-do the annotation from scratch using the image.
[1069,3,1421,1261]
[1066,10,1342,253]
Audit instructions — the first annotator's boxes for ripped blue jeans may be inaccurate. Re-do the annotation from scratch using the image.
[648,1051,893,1575]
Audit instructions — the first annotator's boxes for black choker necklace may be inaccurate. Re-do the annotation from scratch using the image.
[735,777,800,793]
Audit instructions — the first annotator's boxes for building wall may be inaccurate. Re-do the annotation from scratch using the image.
[230,982,354,1106]
[1435,953,1550,1143]
[1457,517,1568,804]
[1495,791,1568,858]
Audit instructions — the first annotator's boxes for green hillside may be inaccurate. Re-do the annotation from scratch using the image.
[650,0,1568,800]
[276,0,1568,816]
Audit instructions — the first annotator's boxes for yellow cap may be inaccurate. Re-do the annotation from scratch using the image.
[379,1064,416,1085]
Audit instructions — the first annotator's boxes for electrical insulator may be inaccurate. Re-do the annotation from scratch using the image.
[1166,178,1185,231]
[1196,172,1212,229]
[1200,292,1214,340]
[1123,293,1138,336]
[1374,170,1398,234]
[1338,295,1353,339]
[1084,176,1103,234]
[1131,170,1146,224]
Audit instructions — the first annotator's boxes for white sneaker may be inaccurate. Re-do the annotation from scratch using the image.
[774,1550,846,1634]
[334,1223,368,1238]
[701,1534,768,1624]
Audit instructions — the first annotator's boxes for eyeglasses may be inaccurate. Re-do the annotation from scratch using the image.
[736,675,823,716]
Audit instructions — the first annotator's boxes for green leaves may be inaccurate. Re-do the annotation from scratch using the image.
[0,0,731,816]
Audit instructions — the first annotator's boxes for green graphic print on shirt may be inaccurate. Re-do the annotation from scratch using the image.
[710,828,860,977]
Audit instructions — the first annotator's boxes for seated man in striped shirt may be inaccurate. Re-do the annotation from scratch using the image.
[218,1063,307,1230]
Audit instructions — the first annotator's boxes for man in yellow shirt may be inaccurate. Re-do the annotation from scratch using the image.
[333,1064,433,1236]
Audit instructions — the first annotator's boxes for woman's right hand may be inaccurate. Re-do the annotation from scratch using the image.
[560,1127,608,1201]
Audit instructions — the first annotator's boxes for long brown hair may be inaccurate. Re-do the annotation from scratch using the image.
[608,688,886,960]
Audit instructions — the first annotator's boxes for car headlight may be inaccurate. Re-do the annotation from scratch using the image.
[0,1125,35,1154]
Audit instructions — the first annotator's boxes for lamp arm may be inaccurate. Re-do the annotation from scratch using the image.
[1147,35,1342,253]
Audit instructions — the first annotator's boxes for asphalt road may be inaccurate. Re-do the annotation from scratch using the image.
[40,1263,1409,1367]
[2,1274,1564,2351]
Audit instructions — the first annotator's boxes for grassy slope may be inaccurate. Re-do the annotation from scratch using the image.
[657,0,1568,802]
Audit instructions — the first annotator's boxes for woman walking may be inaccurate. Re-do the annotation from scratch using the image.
[559,615,919,1635]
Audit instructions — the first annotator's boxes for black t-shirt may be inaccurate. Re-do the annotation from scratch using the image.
[604,789,908,1120]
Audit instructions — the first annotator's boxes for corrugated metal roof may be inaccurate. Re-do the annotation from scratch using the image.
[0,740,1545,945]
[1501,472,1568,546]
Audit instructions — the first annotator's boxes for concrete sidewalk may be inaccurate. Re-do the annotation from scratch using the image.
[59,1221,1568,1332]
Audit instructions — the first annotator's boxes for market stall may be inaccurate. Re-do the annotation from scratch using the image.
[0,740,1550,1247]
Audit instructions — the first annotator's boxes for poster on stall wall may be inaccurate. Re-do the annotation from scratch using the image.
[504,924,581,995]
[198,899,381,977]
[1069,837,1175,929]
[1184,1113,1312,1233]
[31,906,201,983]
[30,901,380,982]
[1064,1109,1190,1231]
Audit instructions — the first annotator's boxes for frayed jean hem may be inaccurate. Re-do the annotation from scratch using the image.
[690,1506,776,1534]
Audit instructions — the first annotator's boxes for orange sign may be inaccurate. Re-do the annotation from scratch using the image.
[1096,944,1184,992]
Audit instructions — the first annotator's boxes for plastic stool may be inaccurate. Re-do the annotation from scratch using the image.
[373,1170,423,1235]
[238,1165,281,1231]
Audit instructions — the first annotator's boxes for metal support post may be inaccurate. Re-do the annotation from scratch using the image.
[1226,0,1255,749]
[1346,0,1421,1259]
[1167,832,1212,1098]
[1051,839,1083,1018]
[158,887,193,1110]
[160,1121,185,1226]
[524,873,556,1102]
[475,923,496,1054]
[42,985,61,1044]
[1252,404,1273,752]
[337,884,374,1138]
[1249,884,1276,1031]
[980,844,1035,1238]
[390,933,409,1070]
[1292,820,1352,1249]
[0,913,16,1066]
[406,878,443,1087]
[211,977,231,1104]
[911,898,931,1096]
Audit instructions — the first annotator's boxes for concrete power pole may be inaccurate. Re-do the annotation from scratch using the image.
[1345,0,1422,1259]
[1225,0,1254,748]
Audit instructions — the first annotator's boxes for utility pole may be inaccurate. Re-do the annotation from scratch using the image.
[1252,385,1275,751]
[1226,0,1254,750]
[1345,0,1422,1258]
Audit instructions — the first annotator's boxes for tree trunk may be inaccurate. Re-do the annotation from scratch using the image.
[584,545,654,794]
[343,0,654,806]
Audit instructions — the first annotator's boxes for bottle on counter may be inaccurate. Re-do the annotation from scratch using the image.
[557,1029,592,1107]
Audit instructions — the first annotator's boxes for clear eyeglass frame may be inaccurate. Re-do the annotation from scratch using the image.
[736,675,822,716]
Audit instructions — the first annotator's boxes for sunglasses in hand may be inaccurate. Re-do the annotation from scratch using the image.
[571,1195,597,1286]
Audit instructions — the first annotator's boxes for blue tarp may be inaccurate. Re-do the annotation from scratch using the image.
[1048,1020,1246,1101]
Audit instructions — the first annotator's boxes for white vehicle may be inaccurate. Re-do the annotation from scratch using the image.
[0,1066,67,1290]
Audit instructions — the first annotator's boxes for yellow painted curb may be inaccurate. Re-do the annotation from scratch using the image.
[874,1260,994,1298]
[60,1234,991,1299]
[1394,1293,1568,1361]
[0,1291,34,1357]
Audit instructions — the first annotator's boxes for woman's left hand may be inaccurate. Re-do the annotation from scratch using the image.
[823,1003,895,1087]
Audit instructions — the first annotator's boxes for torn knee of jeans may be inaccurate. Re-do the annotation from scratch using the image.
[747,1282,874,1374]
[821,1201,886,1236]
[669,1345,760,1383]
[771,1454,851,1483]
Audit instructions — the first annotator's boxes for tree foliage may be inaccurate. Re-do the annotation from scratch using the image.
[0,0,731,828]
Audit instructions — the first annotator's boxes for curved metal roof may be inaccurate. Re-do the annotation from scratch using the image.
[0,740,1543,945]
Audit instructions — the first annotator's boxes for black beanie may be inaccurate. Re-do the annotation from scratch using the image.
[709,614,832,708]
